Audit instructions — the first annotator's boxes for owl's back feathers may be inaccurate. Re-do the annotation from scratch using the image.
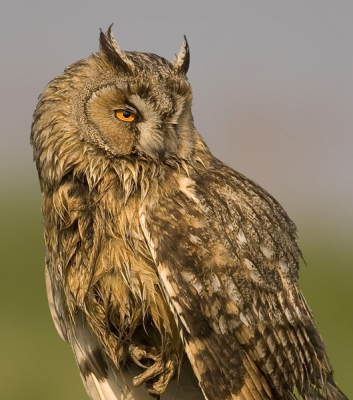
[143,149,346,400]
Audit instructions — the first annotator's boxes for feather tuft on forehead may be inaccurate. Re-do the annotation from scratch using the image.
[99,24,135,73]
[172,35,190,75]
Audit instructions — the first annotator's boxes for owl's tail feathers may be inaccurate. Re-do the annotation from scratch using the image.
[68,310,144,400]
[304,374,348,400]
[325,379,348,400]
[83,372,123,400]
[68,314,122,400]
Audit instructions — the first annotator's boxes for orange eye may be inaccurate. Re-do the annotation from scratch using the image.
[115,110,136,122]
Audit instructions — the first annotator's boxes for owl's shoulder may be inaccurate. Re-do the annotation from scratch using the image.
[184,155,297,240]
[151,153,302,284]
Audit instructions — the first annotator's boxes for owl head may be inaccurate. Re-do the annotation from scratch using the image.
[31,26,196,185]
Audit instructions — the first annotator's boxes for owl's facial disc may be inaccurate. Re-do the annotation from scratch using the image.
[86,85,138,155]
[85,81,191,162]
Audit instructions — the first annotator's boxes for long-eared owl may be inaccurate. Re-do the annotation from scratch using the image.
[31,26,347,400]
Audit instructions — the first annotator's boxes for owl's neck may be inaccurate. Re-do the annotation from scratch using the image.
[40,129,212,214]
[109,157,164,204]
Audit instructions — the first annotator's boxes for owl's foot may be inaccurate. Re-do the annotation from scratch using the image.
[129,344,159,368]
[129,344,177,395]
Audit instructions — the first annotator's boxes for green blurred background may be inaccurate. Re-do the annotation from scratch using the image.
[1,1,352,398]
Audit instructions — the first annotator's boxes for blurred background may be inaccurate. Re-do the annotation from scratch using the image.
[1,1,352,398]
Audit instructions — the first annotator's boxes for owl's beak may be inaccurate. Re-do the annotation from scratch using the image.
[156,146,167,162]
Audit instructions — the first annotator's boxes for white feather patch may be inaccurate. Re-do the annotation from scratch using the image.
[177,175,205,209]
[45,261,68,341]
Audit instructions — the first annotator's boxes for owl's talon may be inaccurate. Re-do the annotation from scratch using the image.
[130,352,148,369]
[130,345,177,394]
[129,344,159,369]
[129,344,150,368]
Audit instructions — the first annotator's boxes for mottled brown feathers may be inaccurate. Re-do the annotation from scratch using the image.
[147,161,344,399]
[31,27,347,400]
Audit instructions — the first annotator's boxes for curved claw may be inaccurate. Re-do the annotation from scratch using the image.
[130,353,148,369]
[129,344,159,369]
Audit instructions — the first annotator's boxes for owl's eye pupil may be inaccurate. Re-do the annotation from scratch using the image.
[123,110,131,118]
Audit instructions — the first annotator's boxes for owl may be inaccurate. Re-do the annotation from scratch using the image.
[31,26,347,400]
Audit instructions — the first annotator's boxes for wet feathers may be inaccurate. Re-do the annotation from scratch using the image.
[31,26,347,400]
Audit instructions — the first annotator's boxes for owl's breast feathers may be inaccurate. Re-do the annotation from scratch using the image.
[43,145,345,400]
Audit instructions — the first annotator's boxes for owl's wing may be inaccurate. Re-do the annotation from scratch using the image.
[68,310,149,400]
[144,160,344,400]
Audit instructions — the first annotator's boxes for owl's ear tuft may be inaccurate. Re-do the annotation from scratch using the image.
[172,35,190,75]
[99,25,135,73]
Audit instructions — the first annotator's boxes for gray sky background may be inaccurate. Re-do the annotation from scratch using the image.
[1,1,352,397]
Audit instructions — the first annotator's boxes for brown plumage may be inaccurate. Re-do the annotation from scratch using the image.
[31,26,347,400]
